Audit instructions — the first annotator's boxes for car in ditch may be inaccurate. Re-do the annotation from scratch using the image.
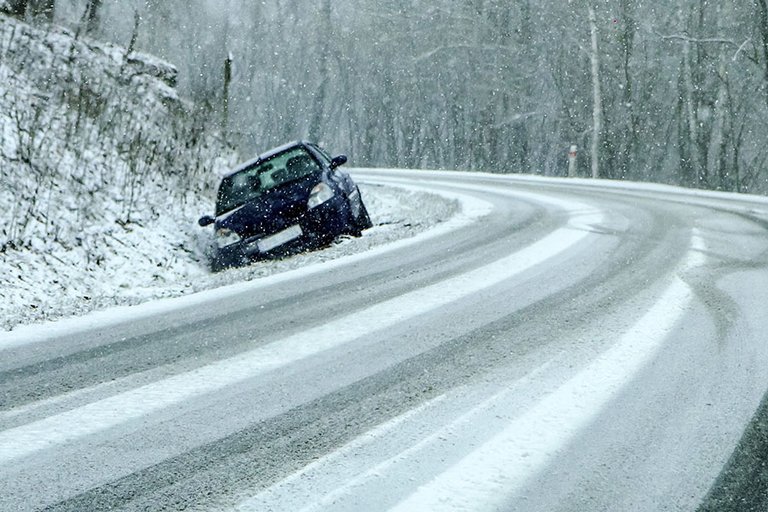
[198,141,372,271]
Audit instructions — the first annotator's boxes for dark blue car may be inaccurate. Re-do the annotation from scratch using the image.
[198,141,372,271]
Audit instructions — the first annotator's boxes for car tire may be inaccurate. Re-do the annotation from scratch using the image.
[209,248,245,272]
[209,257,224,273]
[345,197,371,237]
[354,201,372,231]
[209,252,230,272]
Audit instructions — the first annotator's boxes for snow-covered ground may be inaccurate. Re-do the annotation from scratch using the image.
[0,182,457,331]
[0,14,459,332]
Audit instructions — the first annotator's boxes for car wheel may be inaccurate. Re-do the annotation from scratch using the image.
[354,200,372,231]
[344,200,368,237]
[347,188,372,236]
[209,248,245,272]
[209,256,226,273]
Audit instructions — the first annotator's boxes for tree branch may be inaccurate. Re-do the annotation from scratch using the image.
[655,32,736,45]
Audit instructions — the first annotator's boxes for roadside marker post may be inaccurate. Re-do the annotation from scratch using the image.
[568,145,578,178]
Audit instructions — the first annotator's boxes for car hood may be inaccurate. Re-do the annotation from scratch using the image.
[216,176,319,238]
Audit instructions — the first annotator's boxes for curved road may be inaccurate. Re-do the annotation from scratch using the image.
[1,170,767,511]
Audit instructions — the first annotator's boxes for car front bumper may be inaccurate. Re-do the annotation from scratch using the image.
[212,197,350,268]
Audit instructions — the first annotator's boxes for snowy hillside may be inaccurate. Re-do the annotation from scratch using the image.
[0,14,235,330]
[0,15,458,331]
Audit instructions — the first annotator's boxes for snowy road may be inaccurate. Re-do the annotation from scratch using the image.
[1,169,768,511]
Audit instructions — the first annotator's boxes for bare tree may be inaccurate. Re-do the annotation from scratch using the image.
[83,0,102,35]
[49,0,768,194]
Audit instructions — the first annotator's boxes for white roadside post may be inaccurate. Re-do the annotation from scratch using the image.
[568,145,578,178]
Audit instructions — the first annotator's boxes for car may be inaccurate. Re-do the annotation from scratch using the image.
[198,141,372,271]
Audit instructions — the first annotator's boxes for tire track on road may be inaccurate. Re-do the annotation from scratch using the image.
[40,191,693,511]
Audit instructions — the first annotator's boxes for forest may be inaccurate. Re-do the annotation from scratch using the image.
[5,0,768,193]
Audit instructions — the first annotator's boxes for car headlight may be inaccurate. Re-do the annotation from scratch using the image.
[215,228,241,248]
[308,182,335,209]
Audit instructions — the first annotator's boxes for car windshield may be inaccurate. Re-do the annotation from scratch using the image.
[215,147,320,216]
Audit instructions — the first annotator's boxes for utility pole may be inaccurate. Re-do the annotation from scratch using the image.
[223,52,233,135]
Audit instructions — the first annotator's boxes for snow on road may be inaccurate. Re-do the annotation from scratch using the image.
[235,224,711,512]
[386,231,708,512]
[0,186,604,462]
[3,169,768,512]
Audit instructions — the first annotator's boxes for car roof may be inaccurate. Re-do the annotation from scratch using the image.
[223,140,311,178]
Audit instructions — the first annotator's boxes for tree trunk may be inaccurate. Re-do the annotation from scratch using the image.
[588,5,603,179]
[757,0,768,107]
[84,0,102,34]
[618,0,637,179]
[682,39,703,186]
[308,0,331,141]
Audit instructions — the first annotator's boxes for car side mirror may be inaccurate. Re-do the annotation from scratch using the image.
[330,154,348,169]
[198,215,215,227]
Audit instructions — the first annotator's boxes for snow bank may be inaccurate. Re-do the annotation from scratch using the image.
[0,182,457,331]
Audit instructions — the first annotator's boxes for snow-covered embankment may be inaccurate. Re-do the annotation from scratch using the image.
[0,14,458,331]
